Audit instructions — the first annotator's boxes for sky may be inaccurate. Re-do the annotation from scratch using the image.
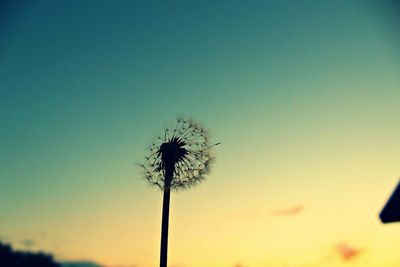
[0,0,399,266]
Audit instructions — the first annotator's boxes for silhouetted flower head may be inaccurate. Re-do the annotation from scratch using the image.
[141,118,215,190]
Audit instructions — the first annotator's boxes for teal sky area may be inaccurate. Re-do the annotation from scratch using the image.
[1,1,400,266]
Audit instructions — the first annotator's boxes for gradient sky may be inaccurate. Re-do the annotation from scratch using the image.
[1,1,399,266]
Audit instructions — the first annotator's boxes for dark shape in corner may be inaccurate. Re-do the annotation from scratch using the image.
[380,180,400,223]
[0,241,60,267]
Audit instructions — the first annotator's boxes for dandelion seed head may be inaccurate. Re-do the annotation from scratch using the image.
[141,118,215,190]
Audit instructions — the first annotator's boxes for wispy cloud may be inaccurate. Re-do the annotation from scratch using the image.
[271,205,304,216]
[336,242,362,261]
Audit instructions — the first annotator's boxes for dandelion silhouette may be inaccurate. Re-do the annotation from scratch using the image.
[141,118,217,267]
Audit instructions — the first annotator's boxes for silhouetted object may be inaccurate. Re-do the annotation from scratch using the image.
[0,242,60,267]
[60,261,103,267]
[380,180,400,223]
[141,118,216,267]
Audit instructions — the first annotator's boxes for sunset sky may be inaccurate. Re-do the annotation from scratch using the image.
[0,1,399,266]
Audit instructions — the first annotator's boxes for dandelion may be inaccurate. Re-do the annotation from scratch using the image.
[141,117,218,267]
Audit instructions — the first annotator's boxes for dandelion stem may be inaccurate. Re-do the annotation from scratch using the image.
[160,167,173,267]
